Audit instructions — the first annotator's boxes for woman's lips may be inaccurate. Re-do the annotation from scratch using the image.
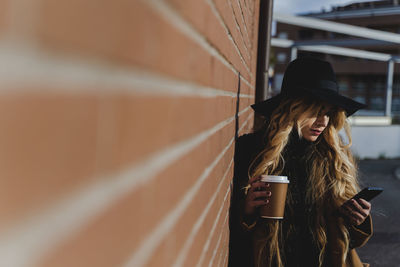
[310,129,322,135]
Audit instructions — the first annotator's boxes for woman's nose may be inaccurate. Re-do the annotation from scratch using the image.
[315,115,329,127]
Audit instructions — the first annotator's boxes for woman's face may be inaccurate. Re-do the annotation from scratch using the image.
[300,104,333,142]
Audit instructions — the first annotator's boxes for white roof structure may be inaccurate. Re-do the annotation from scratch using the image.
[271,38,400,62]
[274,12,400,44]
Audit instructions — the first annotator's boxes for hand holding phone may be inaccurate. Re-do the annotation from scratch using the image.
[340,187,382,226]
[351,187,383,202]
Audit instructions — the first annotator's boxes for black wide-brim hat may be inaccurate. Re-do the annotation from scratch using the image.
[252,57,367,117]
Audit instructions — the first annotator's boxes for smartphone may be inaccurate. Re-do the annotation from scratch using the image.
[352,187,383,202]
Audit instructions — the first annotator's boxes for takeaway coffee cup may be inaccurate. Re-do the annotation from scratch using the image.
[259,175,289,219]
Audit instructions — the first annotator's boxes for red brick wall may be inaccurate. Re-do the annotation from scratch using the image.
[0,0,261,266]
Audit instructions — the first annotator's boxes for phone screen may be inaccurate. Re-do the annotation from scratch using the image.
[352,187,383,201]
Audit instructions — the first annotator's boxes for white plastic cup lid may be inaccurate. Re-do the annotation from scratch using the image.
[260,175,289,183]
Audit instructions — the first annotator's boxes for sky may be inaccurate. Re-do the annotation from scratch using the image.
[273,0,376,14]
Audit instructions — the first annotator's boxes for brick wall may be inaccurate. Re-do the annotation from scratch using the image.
[0,0,261,266]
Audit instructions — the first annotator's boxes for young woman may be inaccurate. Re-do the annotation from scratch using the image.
[229,57,372,267]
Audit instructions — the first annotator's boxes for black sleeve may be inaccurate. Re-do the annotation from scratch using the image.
[228,133,261,267]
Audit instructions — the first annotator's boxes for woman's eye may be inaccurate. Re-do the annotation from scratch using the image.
[318,109,332,117]
[327,110,337,118]
[317,109,326,117]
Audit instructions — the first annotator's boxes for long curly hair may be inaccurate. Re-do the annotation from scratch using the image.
[248,97,359,267]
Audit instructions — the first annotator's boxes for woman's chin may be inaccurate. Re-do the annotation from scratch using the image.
[303,135,319,142]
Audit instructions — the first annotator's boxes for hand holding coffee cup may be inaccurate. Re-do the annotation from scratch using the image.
[244,176,271,216]
[259,175,289,219]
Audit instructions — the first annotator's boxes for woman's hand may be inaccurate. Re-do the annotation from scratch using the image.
[244,176,271,216]
[340,198,371,226]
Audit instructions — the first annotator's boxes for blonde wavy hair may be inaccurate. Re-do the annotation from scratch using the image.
[248,97,360,267]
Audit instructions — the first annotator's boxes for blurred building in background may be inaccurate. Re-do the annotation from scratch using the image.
[274,0,400,115]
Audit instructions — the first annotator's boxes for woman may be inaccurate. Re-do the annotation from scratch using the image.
[229,57,372,267]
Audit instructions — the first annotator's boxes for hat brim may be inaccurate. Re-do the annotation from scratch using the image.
[251,88,367,117]
[251,94,283,118]
[304,87,367,116]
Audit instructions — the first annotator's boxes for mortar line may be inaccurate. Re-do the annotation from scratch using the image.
[145,0,254,86]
